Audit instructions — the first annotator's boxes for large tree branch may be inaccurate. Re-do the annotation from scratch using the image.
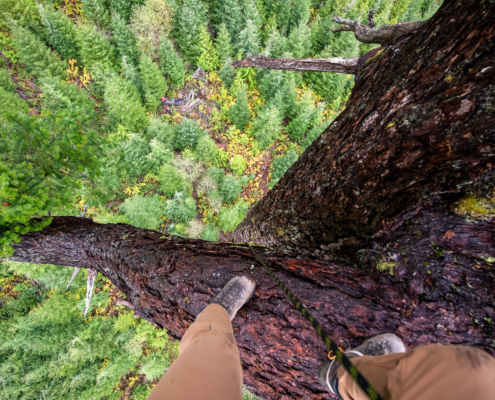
[232,54,359,74]
[332,15,425,46]
[4,211,495,399]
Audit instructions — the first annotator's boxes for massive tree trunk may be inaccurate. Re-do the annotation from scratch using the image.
[233,0,495,260]
[4,1,495,399]
[5,212,495,399]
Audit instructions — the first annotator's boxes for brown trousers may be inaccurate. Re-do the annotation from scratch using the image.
[147,304,243,400]
[148,304,495,400]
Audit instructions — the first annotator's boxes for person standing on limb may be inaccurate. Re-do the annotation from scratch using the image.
[145,272,495,400]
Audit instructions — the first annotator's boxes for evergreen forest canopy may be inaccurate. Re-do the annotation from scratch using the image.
[6,0,495,399]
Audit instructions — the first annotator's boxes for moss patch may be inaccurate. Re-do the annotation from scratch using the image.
[452,195,495,218]
[377,261,395,275]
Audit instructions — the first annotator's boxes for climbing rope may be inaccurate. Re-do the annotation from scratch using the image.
[249,246,384,400]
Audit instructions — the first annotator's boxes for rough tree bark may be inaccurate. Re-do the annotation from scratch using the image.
[233,0,495,260]
[6,212,495,400]
[3,1,495,399]
[232,55,359,74]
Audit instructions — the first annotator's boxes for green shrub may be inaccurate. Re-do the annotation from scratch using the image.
[93,212,133,225]
[11,26,67,78]
[205,167,226,186]
[139,54,168,111]
[184,220,205,239]
[217,200,249,232]
[119,194,165,230]
[104,74,148,131]
[230,154,246,176]
[147,116,175,148]
[173,119,204,150]
[219,174,249,204]
[149,139,174,173]
[0,87,29,120]
[194,135,220,166]
[197,26,219,72]
[130,0,173,60]
[230,83,250,130]
[116,134,152,178]
[268,149,298,188]
[201,224,219,241]
[40,6,80,60]
[251,105,282,150]
[0,69,15,92]
[159,37,185,89]
[158,164,191,197]
[165,192,197,223]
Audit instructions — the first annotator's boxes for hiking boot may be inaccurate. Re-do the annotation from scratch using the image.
[211,273,257,320]
[318,333,406,397]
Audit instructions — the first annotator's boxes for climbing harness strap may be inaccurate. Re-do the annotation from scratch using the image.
[249,246,384,400]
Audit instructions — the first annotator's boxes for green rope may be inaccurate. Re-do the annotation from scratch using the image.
[249,246,384,400]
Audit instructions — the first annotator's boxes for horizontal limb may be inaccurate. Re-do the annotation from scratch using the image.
[232,54,359,74]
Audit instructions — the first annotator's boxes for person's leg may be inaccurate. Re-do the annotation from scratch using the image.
[147,304,243,400]
[337,344,495,400]
[147,274,256,400]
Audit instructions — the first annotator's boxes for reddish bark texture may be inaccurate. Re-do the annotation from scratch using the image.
[233,1,495,260]
[8,211,495,399]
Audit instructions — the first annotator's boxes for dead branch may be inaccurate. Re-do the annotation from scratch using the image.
[332,14,424,46]
[232,54,358,74]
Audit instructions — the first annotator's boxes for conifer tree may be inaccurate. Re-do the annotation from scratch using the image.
[122,56,142,94]
[229,83,250,130]
[242,0,262,33]
[159,37,185,89]
[11,26,67,78]
[104,74,148,131]
[111,12,139,65]
[40,7,80,61]
[215,24,233,65]
[238,20,260,57]
[197,26,219,72]
[389,0,412,23]
[173,0,206,65]
[139,54,168,111]
[304,31,359,110]
[215,0,243,44]
[273,0,291,35]
[219,58,235,88]
[288,0,310,34]
[110,0,142,22]
[82,0,111,28]
[287,22,311,58]
[251,105,282,149]
[78,25,117,70]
